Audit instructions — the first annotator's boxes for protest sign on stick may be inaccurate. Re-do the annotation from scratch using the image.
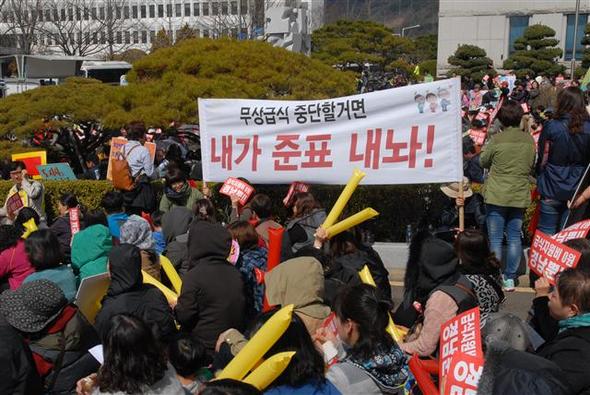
[444,354,484,395]
[552,219,590,243]
[219,177,255,206]
[69,207,81,237]
[37,163,77,180]
[529,231,582,285]
[283,182,310,206]
[439,307,482,393]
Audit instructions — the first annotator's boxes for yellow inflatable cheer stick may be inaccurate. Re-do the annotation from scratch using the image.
[21,218,38,239]
[358,265,405,343]
[326,208,379,239]
[217,304,294,380]
[323,169,366,229]
[243,352,296,390]
[142,270,178,304]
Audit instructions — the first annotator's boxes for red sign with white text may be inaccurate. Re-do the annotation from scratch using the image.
[529,231,581,285]
[283,182,310,206]
[219,177,255,206]
[69,207,81,237]
[552,220,590,243]
[439,307,483,389]
[444,354,484,395]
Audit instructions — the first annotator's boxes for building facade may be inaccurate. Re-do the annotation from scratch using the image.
[437,0,590,75]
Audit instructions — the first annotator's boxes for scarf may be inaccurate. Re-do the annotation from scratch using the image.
[165,182,190,203]
[559,312,590,333]
[346,344,408,390]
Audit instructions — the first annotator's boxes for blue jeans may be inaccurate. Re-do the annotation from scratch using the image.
[537,199,569,236]
[486,204,524,280]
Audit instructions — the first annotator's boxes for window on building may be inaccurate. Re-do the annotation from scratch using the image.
[92,32,98,44]
[83,8,88,20]
[75,8,80,21]
[132,5,138,19]
[149,5,155,18]
[202,2,209,16]
[53,9,59,21]
[60,8,66,21]
[565,13,589,60]
[67,8,73,21]
[38,10,44,22]
[158,4,164,17]
[116,31,122,44]
[166,3,172,17]
[508,15,529,54]
[240,0,247,15]
[194,3,200,16]
[212,2,219,15]
[124,31,130,44]
[141,30,147,43]
[123,6,129,19]
[100,31,106,44]
[175,3,182,17]
[133,31,138,43]
[115,6,121,19]
[222,1,228,15]
[91,7,97,20]
[184,3,191,16]
[231,1,237,15]
[203,29,209,37]
[141,5,147,18]
[150,30,156,42]
[99,7,105,19]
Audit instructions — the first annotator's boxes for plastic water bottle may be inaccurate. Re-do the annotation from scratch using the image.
[405,224,412,244]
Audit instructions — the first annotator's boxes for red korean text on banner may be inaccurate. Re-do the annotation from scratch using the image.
[444,354,484,395]
[283,182,310,207]
[219,177,255,206]
[552,219,590,243]
[6,193,23,217]
[439,307,483,392]
[529,231,582,285]
[69,207,81,237]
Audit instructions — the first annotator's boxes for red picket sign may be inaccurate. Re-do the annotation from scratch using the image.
[552,219,590,244]
[439,307,482,390]
[529,231,582,285]
[6,193,23,217]
[283,182,310,207]
[69,207,81,237]
[444,354,484,395]
[219,177,254,206]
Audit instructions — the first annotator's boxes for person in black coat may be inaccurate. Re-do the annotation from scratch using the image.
[535,269,590,394]
[94,244,177,342]
[50,193,80,264]
[175,220,246,357]
[0,314,41,395]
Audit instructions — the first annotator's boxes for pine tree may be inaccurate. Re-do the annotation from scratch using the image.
[150,29,173,53]
[503,24,564,78]
[447,44,496,81]
[580,23,590,74]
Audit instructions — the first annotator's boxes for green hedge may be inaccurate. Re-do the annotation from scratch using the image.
[0,180,537,243]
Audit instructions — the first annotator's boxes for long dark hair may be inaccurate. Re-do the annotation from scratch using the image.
[59,193,79,209]
[0,224,19,252]
[247,310,326,389]
[333,284,394,360]
[193,198,216,223]
[14,207,40,237]
[24,229,64,270]
[454,229,500,275]
[97,315,167,393]
[292,192,321,218]
[555,86,589,133]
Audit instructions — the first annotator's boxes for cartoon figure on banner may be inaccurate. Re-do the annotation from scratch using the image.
[438,88,451,112]
[426,92,438,113]
[414,93,425,114]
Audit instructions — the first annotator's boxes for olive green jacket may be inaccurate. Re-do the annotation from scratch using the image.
[480,126,536,208]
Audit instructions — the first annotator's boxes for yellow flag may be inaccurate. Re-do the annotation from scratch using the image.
[413,65,420,76]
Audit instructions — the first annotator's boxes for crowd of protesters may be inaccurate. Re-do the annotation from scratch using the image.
[0,72,589,395]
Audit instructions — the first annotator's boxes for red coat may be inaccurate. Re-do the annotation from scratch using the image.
[0,240,34,289]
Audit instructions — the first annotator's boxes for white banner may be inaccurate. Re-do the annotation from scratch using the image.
[199,77,463,185]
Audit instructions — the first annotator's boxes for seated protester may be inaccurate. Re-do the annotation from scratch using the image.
[168,334,210,394]
[265,256,332,336]
[175,220,246,357]
[535,269,590,394]
[94,244,177,342]
[71,211,113,284]
[81,153,103,180]
[454,229,504,326]
[120,121,157,215]
[159,166,204,213]
[180,199,217,275]
[228,179,255,224]
[49,193,80,264]
[286,192,327,254]
[329,230,392,303]
[0,312,41,394]
[324,284,408,395]
[76,315,185,395]
[200,379,261,395]
[120,214,161,281]
[462,135,485,184]
[162,207,193,274]
[14,207,40,238]
[248,193,282,247]
[395,230,478,356]
[0,161,45,224]
[436,177,485,239]
[228,221,268,318]
[0,224,34,290]
[254,310,341,395]
[23,229,77,302]
[0,280,100,394]
[478,313,574,395]
[531,238,590,342]
[101,191,128,240]
[151,210,166,255]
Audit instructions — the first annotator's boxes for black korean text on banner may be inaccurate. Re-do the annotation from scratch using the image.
[198,78,463,185]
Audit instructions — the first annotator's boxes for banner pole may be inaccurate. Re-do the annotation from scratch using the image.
[459,179,465,231]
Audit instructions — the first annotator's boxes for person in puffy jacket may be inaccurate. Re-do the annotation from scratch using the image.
[71,211,113,284]
[162,207,192,274]
[49,193,80,264]
[536,87,590,235]
[286,192,326,254]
